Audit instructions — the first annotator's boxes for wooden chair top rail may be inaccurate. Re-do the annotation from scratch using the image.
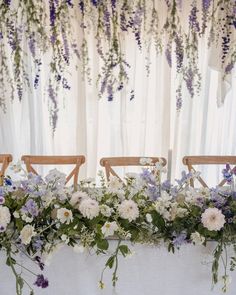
[0,154,13,162]
[183,156,236,165]
[21,155,85,165]
[100,157,167,167]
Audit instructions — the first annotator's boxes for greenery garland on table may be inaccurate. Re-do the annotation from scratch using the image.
[0,0,236,131]
[0,159,236,294]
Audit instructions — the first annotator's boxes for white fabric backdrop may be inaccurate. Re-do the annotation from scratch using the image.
[0,3,236,185]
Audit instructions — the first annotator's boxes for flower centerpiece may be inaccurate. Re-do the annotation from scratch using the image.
[0,160,236,294]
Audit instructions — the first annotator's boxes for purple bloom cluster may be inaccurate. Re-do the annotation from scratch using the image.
[222,164,236,184]
[66,0,73,7]
[176,85,182,111]
[103,7,111,39]
[48,83,59,132]
[21,199,39,217]
[184,68,195,98]
[4,0,11,6]
[165,45,172,67]
[34,274,49,288]
[189,4,200,32]
[34,255,45,270]
[49,0,56,27]
[175,35,184,73]
[79,0,84,14]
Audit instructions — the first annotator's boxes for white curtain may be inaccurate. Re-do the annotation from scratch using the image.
[0,9,235,185]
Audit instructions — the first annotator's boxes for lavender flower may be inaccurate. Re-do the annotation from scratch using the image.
[0,196,5,205]
[165,45,172,67]
[4,0,11,6]
[189,4,200,32]
[49,0,56,27]
[21,199,39,217]
[225,62,234,74]
[34,255,45,270]
[34,274,49,288]
[172,232,187,247]
[28,35,36,58]
[0,225,6,232]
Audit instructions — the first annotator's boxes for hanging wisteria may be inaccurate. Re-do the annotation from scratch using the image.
[0,0,235,131]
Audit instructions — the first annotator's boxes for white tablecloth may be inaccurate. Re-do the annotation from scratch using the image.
[0,242,235,295]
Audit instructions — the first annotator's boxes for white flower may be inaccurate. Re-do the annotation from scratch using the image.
[57,208,73,224]
[100,204,113,217]
[13,211,20,219]
[118,200,139,222]
[190,231,205,245]
[201,208,225,231]
[146,213,153,223]
[20,225,36,245]
[10,161,24,173]
[101,221,119,237]
[61,234,69,244]
[41,192,55,207]
[107,176,123,194]
[139,157,153,165]
[170,203,188,220]
[79,198,99,219]
[0,206,11,227]
[70,191,88,208]
[73,244,85,253]
[45,169,66,186]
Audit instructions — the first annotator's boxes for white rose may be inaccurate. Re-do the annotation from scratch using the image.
[79,198,99,219]
[101,221,119,237]
[70,191,88,208]
[0,206,11,227]
[118,200,139,222]
[201,208,225,231]
[20,225,36,245]
[57,208,73,224]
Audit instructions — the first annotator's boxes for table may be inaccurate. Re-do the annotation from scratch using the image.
[0,241,235,295]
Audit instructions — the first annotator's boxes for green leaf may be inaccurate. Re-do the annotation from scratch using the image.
[151,211,165,231]
[119,245,130,257]
[97,239,109,251]
[105,256,115,269]
[6,256,16,267]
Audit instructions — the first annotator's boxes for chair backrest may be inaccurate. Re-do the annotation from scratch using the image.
[100,157,167,181]
[183,156,236,187]
[21,155,85,186]
[0,154,13,177]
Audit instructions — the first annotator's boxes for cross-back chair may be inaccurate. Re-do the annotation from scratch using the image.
[100,157,167,181]
[21,155,85,187]
[183,156,236,187]
[0,154,13,178]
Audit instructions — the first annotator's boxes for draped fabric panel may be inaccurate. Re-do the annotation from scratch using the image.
[0,5,235,183]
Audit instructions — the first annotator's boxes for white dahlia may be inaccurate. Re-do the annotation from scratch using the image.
[201,208,225,231]
[70,191,88,208]
[0,206,11,227]
[118,200,139,222]
[20,224,36,245]
[79,198,99,219]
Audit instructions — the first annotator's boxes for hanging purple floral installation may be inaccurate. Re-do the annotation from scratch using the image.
[0,0,235,131]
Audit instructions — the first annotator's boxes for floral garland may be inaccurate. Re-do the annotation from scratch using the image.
[0,159,236,294]
[0,0,235,131]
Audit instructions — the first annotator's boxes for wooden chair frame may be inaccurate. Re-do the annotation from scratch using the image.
[183,156,236,187]
[21,155,85,187]
[100,157,167,181]
[0,154,13,177]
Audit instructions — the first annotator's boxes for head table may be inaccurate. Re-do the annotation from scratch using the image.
[0,241,235,295]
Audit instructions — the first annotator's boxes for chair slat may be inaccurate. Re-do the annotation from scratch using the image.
[100,157,167,181]
[21,155,85,187]
[183,156,236,187]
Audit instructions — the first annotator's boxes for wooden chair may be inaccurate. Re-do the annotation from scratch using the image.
[183,156,236,187]
[100,157,167,181]
[0,154,13,177]
[21,155,85,187]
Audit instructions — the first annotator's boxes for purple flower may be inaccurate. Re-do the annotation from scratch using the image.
[161,180,171,191]
[225,62,234,74]
[28,35,36,58]
[165,46,172,67]
[0,196,5,205]
[147,185,160,201]
[49,0,56,27]
[0,225,5,232]
[172,232,187,247]
[202,0,211,12]
[66,0,73,7]
[21,199,39,217]
[34,274,49,288]
[189,4,200,32]
[79,1,84,14]
[4,0,11,6]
